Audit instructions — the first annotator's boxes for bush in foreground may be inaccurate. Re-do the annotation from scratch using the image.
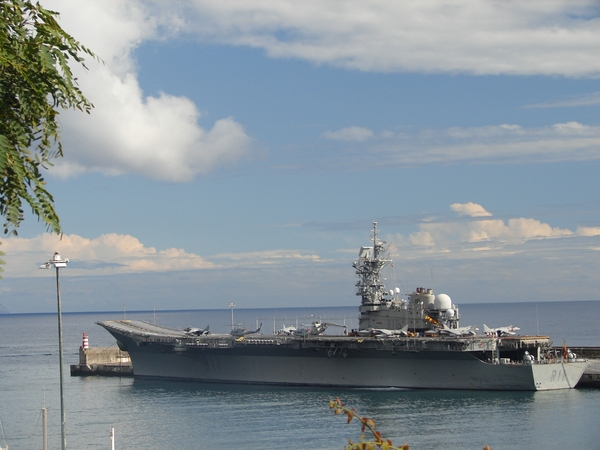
[330,398,492,450]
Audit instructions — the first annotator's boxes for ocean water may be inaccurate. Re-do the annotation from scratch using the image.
[0,301,599,450]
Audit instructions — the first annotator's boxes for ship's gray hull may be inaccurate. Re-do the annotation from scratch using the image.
[99,320,586,391]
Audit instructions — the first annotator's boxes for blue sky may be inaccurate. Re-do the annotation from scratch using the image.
[1,0,599,313]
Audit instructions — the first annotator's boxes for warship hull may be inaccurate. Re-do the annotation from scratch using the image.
[98,320,587,391]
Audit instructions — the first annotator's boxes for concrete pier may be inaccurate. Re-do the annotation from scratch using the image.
[70,346,133,377]
[578,360,600,388]
[563,347,600,359]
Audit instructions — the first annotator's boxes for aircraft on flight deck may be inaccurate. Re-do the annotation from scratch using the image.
[357,325,410,337]
[483,324,520,337]
[438,324,479,337]
[184,325,210,336]
[230,323,262,337]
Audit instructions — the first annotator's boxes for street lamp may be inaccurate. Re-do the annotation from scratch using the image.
[39,251,69,450]
[229,302,235,331]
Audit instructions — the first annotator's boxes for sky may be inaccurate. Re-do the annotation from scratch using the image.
[1,0,599,313]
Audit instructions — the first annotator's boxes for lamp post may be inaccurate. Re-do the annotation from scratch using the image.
[229,302,235,331]
[39,251,69,450]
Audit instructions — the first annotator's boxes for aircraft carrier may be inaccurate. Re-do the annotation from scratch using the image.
[98,223,587,391]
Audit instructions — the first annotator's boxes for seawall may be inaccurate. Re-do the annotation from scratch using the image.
[70,346,133,377]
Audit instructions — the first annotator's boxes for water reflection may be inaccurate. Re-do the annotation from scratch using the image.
[109,379,597,450]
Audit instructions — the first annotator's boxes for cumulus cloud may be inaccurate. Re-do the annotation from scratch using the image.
[576,226,600,237]
[40,1,599,180]
[1,233,214,277]
[390,203,600,259]
[46,0,252,182]
[0,233,327,277]
[181,0,600,77]
[451,202,492,217]
[408,230,436,247]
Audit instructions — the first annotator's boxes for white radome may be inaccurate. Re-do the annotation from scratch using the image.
[434,293,452,310]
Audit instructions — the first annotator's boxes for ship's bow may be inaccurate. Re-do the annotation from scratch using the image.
[531,361,588,390]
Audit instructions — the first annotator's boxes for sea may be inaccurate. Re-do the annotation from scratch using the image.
[1,300,599,450]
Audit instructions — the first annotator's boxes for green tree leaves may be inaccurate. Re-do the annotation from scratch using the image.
[0,0,95,239]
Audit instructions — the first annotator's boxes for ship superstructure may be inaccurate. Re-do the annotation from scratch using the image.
[356,222,459,333]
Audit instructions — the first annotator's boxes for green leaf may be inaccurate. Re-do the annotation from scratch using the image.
[39,44,55,72]
[0,0,95,275]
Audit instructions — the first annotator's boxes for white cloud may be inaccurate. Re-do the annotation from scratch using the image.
[212,249,321,266]
[323,122,600,168]
[523,92,600,109]
[0,233,326,277]
[1,233,214,277]
[576,226,600,237]
[409,230,435,247]
[39,1,599,180]
[1,212,598,311]
[182,0,600,77]
[389,203,593,259]
[450,202,492,217]
[46,0,252,182]
[418,216,574,248]
[322,127,375,142]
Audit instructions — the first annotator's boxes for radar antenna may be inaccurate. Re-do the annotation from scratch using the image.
[353,222,393,306]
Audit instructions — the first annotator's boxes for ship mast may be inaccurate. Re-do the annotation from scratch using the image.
[353,222,393,306]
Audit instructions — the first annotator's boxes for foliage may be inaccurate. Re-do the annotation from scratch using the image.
[0,0,95,239]
[330,399,492,450]
[330,398,409,450]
